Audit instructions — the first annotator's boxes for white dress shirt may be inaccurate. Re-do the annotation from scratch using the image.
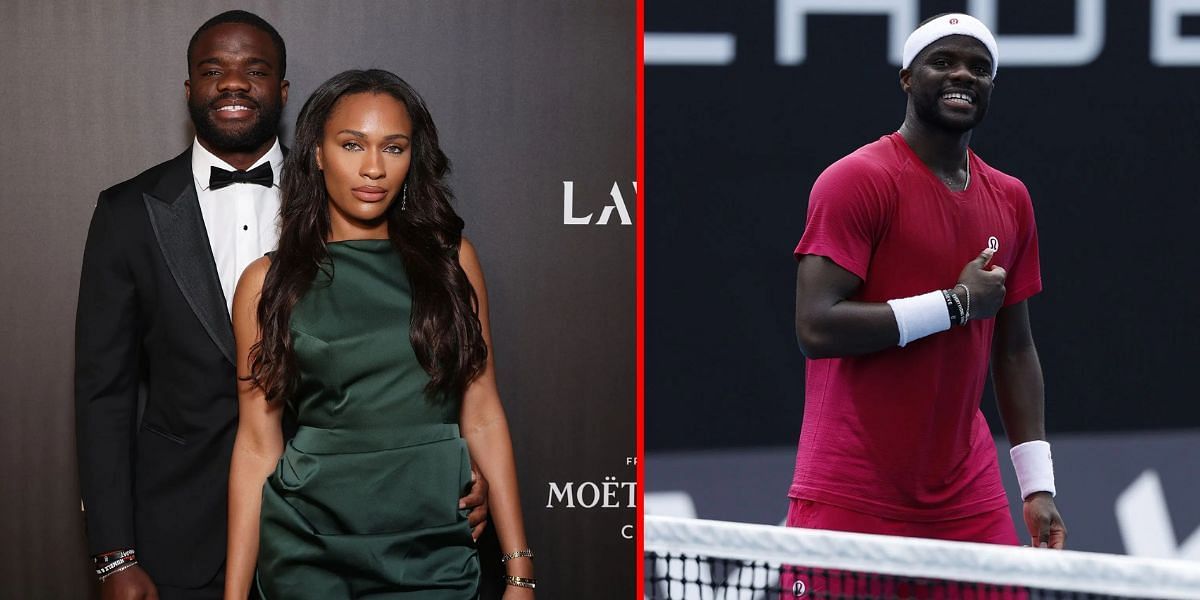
[190,138,284,316]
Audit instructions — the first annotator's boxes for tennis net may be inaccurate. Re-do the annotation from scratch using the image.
[645,516,1200,599]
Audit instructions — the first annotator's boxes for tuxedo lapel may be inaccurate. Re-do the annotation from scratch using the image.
[142,150,236,366]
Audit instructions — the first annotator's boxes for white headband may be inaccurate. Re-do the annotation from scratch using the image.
[902,13,998,78]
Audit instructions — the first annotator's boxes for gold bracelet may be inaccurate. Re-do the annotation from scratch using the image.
[503,575,536,589]
[500,548,534,563]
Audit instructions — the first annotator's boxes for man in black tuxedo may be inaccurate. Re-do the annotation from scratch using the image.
[75,11,488,599]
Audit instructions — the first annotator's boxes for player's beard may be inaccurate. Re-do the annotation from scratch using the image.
[189,93,282,154]
[912,89,988,133]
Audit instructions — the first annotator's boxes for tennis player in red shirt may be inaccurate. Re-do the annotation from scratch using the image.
[789,13,1066,554]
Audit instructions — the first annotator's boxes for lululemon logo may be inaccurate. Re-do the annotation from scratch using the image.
[949,18,959,25]
[792,580,807,596]
[988,236,999,252]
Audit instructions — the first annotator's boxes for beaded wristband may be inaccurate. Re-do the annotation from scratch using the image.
[503,575,537,589]
[500,549,534,563]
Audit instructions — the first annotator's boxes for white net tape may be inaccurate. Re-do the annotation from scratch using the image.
[645,516,1200,600]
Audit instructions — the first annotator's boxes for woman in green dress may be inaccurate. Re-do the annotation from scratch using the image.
[224,70,535,599]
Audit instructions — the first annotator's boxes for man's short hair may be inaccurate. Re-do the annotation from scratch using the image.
[187,10,287,78]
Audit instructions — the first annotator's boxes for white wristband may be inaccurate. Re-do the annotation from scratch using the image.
[886,291,951,347]
[1010,440,1055,499]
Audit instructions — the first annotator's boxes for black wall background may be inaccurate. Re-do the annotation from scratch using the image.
[647,1,1200,452]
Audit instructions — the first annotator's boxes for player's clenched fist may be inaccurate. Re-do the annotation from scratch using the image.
[955,248,1006,321]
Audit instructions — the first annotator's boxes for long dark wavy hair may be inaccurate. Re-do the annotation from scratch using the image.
[249,69,487,404]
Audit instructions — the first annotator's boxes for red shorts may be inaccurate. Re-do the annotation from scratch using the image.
[786,497,1019,543]
[780,498,1024,599]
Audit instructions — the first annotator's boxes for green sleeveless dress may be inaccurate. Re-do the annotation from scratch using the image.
[256,239,480,599]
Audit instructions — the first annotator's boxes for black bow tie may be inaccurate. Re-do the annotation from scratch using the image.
[209,163,274,190]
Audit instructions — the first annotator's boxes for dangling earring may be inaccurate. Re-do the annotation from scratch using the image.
[401,183,408,211]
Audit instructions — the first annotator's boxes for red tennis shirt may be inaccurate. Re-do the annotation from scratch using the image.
[791,132,1042,522]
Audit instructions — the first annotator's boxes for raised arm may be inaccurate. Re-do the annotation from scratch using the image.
[224,257,285,598]
[75,194,158,597]
[991,300,1065,549]
[795,248,1006,358]
[456,239,535,598]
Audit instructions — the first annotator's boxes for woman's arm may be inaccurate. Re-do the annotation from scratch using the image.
[224,257,285,599]
[457,239,535,597]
